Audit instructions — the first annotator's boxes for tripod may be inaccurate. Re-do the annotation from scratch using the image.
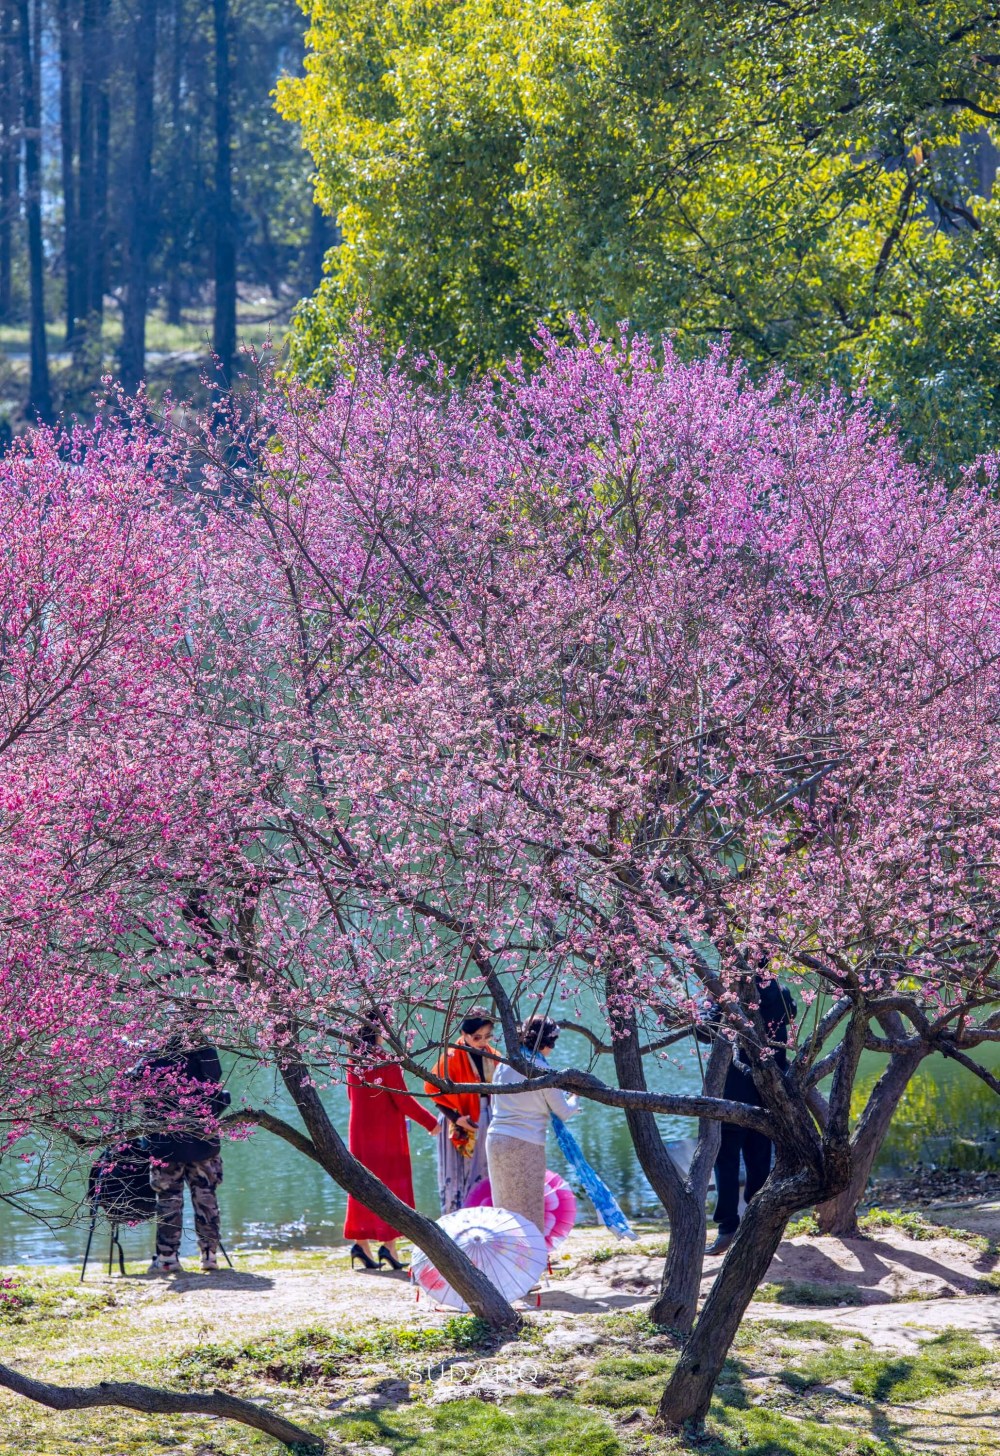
[80,1198,127,1281]
[81,1199,235,1281]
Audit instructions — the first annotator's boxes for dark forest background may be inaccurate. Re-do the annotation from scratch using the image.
[0,0,324,426]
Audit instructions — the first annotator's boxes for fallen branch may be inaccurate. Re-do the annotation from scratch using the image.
[0,1364,324,1452]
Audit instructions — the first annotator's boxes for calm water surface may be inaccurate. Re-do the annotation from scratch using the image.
[2,1039,997,1267]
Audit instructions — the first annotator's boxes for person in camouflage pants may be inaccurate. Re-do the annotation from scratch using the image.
[150,1154,223,1263]
[141,1032,230,1274]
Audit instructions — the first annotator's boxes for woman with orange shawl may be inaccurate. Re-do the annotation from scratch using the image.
[424,1009,497,1214]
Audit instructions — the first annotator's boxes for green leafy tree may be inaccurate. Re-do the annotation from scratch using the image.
[279,0,1000,466]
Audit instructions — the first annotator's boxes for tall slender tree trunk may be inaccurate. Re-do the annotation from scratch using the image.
[212,0,235,385]
[119,0,157,393]
[279,1059,520,1332]
[16,0,50,419]
[56,0,78,346]
[90,0,110,334]
[163,0,184,327]
[306,202,327,293]
[75,0,97,363]
[0,0,18,321]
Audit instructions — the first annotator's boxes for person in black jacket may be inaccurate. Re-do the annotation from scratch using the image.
[141,1033,231,1274]
[706,975,797,1256]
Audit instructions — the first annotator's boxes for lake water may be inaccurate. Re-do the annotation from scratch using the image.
[2,1039,998,1267]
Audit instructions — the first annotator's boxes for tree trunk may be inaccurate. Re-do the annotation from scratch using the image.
[16,0,51,420]
[650,1190,707,1329]
[608,998,727,1332]
[650,1040,728,1329]
[815,1046,927,1235]
[0,0,18,322]
[56,0,78,346]
[279,1061,520,1332]
[75,0,97,363]
[657,1168,816,1430]
[163,0,184,327]
[119,0,157,393]
[306,202,328,293]
[212,0,236,385]
[0,1363,323,1450]
[90,0,109,332]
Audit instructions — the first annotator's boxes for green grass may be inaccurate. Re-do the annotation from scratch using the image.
[755,1280,866,1306]
[859,1207,944,1241]
[706,1404,896,1456]
[332,1397,621,1456]
[597,1306,673,1341]
[0,1271,116,1325]
[579,1351,677,1411]
[779,1328,993,1402]
[785,1213,820,1237]
[176,1314,497,1386]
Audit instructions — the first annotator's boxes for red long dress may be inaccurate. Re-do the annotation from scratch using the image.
[344,1059,439,1242]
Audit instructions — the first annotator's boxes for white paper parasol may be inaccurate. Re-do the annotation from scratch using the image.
[411,1205,548,1311]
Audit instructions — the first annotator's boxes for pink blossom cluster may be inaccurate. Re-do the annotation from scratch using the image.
[6,326,1000,1143]
[138,325,1000,1072]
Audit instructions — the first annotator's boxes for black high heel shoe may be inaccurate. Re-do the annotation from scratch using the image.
[350,1243,379,1270]
[378,1244,407,1271]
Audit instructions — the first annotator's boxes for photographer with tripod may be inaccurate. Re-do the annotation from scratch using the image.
[138,1015,231,1275]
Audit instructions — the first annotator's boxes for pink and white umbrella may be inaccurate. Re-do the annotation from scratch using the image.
[411,1206,547,1312]
[465,1169,577,1251]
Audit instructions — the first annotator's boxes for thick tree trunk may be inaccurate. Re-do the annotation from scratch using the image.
[16,0,50,420]
[212,0,236,385]
[119,0,157,393]
[0,0,18,322]
[815,1046,927,1235]
[56,0,78,346]
[658,1168,817,1430]
[279,1062,520,1332]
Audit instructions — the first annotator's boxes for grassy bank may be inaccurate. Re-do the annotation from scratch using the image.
[3,1223,1000,1456]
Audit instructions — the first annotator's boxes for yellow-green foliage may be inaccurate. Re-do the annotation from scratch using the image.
[278,0,1000,468]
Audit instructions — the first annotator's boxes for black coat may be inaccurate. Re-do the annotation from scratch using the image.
[722,980,797,1108]
[144,1044,230,1164]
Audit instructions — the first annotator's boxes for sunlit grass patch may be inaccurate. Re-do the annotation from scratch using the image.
[706,1403,896,1455]
[778,1328,993,1402]
[175,1314,496,1386]
[0,1270,116,1325]
[859,1207,948,1241]
[333,1396,621,1456]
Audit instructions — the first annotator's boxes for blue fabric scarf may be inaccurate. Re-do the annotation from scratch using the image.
[523,1047,636,1241]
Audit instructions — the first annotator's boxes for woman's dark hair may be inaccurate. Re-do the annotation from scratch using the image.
[520,1015,560,1052]
[460,1008,495,1036]
[357,1015,383,1047]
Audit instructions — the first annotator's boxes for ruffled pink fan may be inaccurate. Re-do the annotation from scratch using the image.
[466,1168,576,1250]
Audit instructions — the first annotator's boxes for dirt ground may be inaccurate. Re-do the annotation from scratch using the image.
[28,1198,1000,1358]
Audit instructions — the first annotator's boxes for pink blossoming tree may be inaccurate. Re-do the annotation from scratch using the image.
[113,327,1000,1427]
[0,417,328,1452]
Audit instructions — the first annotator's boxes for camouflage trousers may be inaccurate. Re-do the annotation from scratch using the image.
[150,1154,223,1259]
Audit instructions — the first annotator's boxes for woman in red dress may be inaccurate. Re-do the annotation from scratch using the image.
[344,1024,439,1270]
